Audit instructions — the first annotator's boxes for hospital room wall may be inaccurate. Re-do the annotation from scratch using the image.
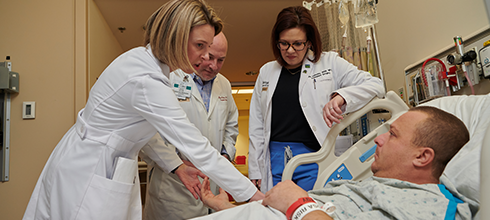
[0,0,123,219]
[88,0,124,89]
[376,0,490,96]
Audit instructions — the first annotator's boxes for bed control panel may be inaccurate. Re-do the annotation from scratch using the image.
[324,163,353,186]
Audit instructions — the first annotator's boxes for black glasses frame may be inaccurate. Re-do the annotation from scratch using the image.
[276,41,308,51]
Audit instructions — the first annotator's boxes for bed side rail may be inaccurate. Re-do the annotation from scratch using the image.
[282,91,409,189]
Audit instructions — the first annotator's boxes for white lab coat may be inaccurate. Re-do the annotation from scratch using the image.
[172,70,238,161]
[23,46,256,220]
[141,70,239,219]
[248,51,385,192]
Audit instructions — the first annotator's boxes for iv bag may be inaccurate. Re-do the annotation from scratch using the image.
[338,0,349,28]
[354,0,378,29]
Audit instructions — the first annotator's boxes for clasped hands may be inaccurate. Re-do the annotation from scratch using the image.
[175,154,230,199]
[176,161,264,209]
[200,178,309,215]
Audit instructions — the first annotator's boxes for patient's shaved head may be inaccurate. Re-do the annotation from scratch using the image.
[409,106,469,178]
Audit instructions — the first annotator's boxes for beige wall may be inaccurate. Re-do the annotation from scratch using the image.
[0,0,122,219]
[376,0,490,95]
[0,1,78,219]
[89,0,123,88]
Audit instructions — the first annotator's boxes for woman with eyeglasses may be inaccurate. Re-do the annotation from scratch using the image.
[248,6,385,192]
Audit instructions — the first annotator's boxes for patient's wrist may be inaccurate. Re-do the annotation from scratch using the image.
[302,210,332,220]
[286,197,315,220]
[217,201,236,211]
[204,197,236,211]
[286,198,336,220]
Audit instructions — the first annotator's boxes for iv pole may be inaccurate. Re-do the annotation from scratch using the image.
[302,0,385,92]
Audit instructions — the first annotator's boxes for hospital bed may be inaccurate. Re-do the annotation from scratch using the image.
[283,91,490,219]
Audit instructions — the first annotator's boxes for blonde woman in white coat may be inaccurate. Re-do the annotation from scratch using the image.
[248,6,385,193]
[23,1,263,219]
[141,33,239,220]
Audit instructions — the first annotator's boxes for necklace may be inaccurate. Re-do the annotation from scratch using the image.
[285,67,301,75]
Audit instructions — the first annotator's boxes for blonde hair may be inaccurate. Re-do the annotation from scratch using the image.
[144,0,222,72]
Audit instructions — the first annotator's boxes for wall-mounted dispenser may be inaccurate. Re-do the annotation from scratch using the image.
[1,60,19,182]
[0,64,19,93]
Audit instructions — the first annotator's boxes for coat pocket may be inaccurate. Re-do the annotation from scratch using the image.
[75,174,134,220]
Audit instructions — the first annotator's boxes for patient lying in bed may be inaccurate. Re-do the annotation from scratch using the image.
[194,106,474,220]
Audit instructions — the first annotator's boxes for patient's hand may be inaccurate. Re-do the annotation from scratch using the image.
[323,94,345,127]
[200,177,236,211]
[175,161,206,200]
[262,180,308,214]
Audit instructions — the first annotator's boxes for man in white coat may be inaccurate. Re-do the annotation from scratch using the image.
[141,32,239,220]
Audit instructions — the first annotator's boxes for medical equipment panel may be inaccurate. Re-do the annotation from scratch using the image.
[479,42,490,78]
[404,27,490,106]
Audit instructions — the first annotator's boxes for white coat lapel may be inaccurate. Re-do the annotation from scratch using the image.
[299,56,315,96]
[208,75,222,116]
[265,63,282,113]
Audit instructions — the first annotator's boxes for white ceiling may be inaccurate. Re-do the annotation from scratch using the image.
[94,0,303,85]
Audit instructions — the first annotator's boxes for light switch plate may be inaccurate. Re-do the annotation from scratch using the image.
[23,101,35,119]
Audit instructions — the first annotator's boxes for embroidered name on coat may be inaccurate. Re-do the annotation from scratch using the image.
[218,96,228,101]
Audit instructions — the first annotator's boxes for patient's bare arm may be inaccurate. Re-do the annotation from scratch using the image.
[262,180,332,220]
[200,177,236,211]
[262,180,308,213]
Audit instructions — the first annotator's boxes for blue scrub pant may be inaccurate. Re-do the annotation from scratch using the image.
[269,141,318,191]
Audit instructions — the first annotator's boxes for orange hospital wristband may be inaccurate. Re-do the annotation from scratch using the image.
[286,197,316,220]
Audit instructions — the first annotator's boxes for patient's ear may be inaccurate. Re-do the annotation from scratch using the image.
[413,147,434,168]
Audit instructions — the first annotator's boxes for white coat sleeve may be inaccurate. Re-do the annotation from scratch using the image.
[132,76,257,202]
[248,75,265,180]
[330,54,385,113]
[222,89,239,160]
[139,133,183,174]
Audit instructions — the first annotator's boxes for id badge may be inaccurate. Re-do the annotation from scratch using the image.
[172,76,192,101]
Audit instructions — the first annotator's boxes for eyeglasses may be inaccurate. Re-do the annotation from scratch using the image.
[277,41,308,51]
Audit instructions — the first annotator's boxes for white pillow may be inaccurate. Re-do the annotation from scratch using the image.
[421,93,490,216]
